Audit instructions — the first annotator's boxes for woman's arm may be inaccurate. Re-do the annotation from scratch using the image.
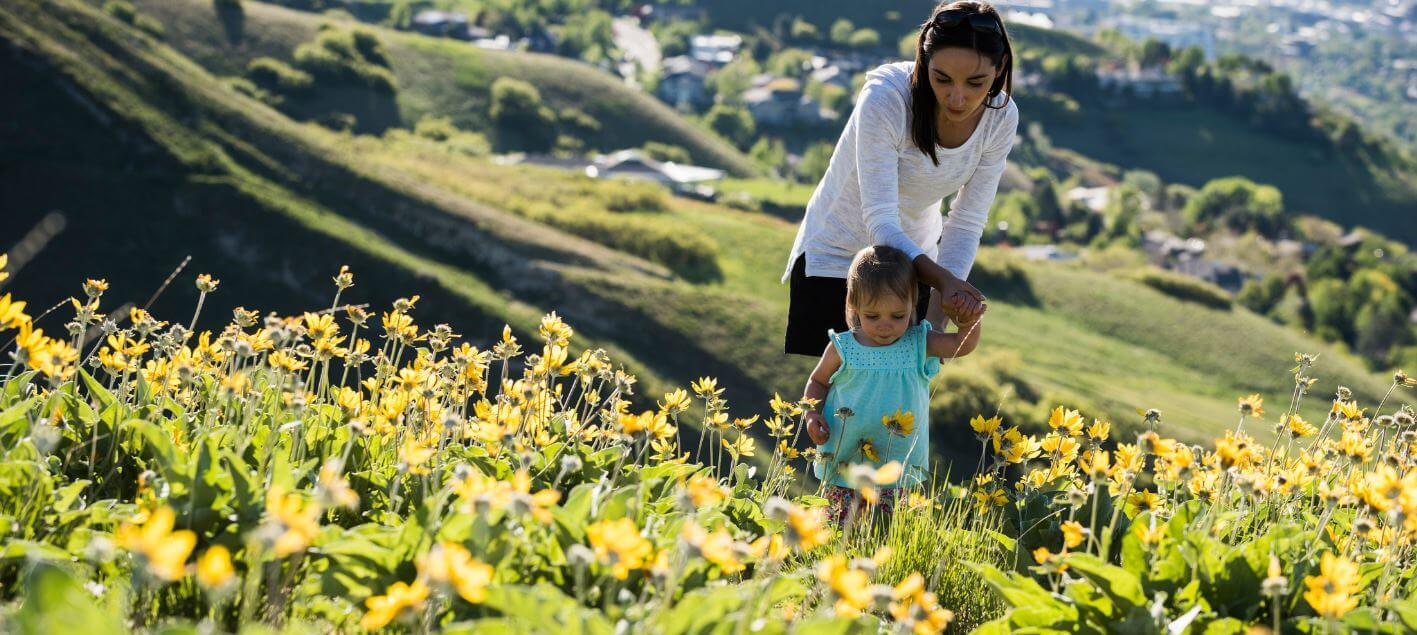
[936,102,1020,282]
[854,76,927,263]
[925,316,983,360]
[803,342,842,444]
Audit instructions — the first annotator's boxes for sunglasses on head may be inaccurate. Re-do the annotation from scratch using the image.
[932,10,1002,35]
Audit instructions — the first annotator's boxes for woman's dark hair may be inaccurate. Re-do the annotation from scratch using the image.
[910,1,1014,166]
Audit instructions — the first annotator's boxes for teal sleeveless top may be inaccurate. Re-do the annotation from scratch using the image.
[814,321,941,488]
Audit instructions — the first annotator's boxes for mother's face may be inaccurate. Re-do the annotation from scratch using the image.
[925,47,1002,123]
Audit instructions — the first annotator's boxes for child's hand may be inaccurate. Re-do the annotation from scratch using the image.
[947,293,987,327]
[805,410,830,445]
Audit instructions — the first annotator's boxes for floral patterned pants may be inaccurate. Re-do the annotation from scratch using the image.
[824,485,901,527]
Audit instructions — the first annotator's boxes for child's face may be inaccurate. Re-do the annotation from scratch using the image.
[856,292,912,346]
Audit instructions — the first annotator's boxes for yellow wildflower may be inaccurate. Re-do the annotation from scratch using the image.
[858,438,879,462]
[420,543,494,604]
[882,409,916,436]
[265,488,321,557]
[196,545,235,590]
[722,434,755,460]
[1304,552,1361,618]
[1237,393,1264,417]
[970,414,1002,438]
[585,518,654,580]
[1048,406,1084,436]
[361,579,429,630]
[680,522,745,575]
[115,506,196,581]
[1060,521,1085,550]
[817,555,872,618]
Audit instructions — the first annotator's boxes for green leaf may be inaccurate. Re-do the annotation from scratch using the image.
[78,369,117,411]
[3,370,37,404]
[1198,617,1248,635]
[1386,598,1417,630]
[1064,553,1148,610]
[968,561,1059,609]
[51,479,90,513]
[13,564,124,634]
[0,395,38,436]
[988,529,1017,551]
[481,584,614,635]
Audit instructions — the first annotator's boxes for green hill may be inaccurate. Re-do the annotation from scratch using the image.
[0,0,1397,483]
[694,0,1417,243]
[122,0,760,176]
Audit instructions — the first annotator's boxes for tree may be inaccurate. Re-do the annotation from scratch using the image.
[848,28,880,50]
[704,104,756,149]
[1138,38,1171,68]
[1237,272,1288,316]
[899,32,919,60]
[749,137,786,174]
[1182,177,1286,238]
[558,10,615,63]
[705,55,759,105]
[797,141,834,183]
[490,77,557,152]
[767,48,814,79]
[829,18,855,45]
[790,17,818,42]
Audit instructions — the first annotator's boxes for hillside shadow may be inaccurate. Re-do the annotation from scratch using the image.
[214,4,244,45]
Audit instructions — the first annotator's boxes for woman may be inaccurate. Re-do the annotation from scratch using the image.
[783,0,1018,356]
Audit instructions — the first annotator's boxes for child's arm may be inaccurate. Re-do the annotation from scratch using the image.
[803,341,842,445]
[926,314,983,360]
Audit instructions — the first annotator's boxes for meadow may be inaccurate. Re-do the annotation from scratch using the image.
[0,258,1415,633]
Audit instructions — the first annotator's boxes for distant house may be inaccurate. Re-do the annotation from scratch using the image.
[690,34,742,66]
[1107,16,1216,60]
[642,4,707,23]
[523,28,559,53]
[411,10,469,39]
[1140,230,1251,292]
[657,56,711,110]
[808,63,852,89]
[1065,185,1110,213]
[743,76,835,126]
[585,149,725,197]
[1013,244,1077,261]
[1096,64,1183,100]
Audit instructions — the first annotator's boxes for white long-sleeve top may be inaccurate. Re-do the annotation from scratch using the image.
[782,61,1019,283]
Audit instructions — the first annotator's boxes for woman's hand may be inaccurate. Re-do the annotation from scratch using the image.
[914,256,987,325]
[940,275,986,320]
[805,410,830,445]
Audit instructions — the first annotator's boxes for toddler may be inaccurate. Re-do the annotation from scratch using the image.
[802,245,984,526]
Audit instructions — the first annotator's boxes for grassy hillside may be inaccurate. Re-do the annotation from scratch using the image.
[1,0,1399,484]
[121,0,761,176]
[1025,98,1417,245]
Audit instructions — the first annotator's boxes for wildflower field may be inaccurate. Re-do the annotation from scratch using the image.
[1,256,1415,634]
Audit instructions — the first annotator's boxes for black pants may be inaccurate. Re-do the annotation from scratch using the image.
[783,254,931,357]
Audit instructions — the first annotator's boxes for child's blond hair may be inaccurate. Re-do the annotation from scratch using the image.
[844,245,918,329]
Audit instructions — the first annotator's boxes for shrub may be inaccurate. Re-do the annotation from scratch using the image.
[413,115,458,142]
[594,180,668,213]
[101,0,135,23]
[292,28,397,93]
[411,116,490,156]
[490,77,557,153]
[246,57,314,93]
[1132,267,1234,310]
[134,14,164,38]
[639,141,690,165]
[505,197,718,281]
[703,104,755,149]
